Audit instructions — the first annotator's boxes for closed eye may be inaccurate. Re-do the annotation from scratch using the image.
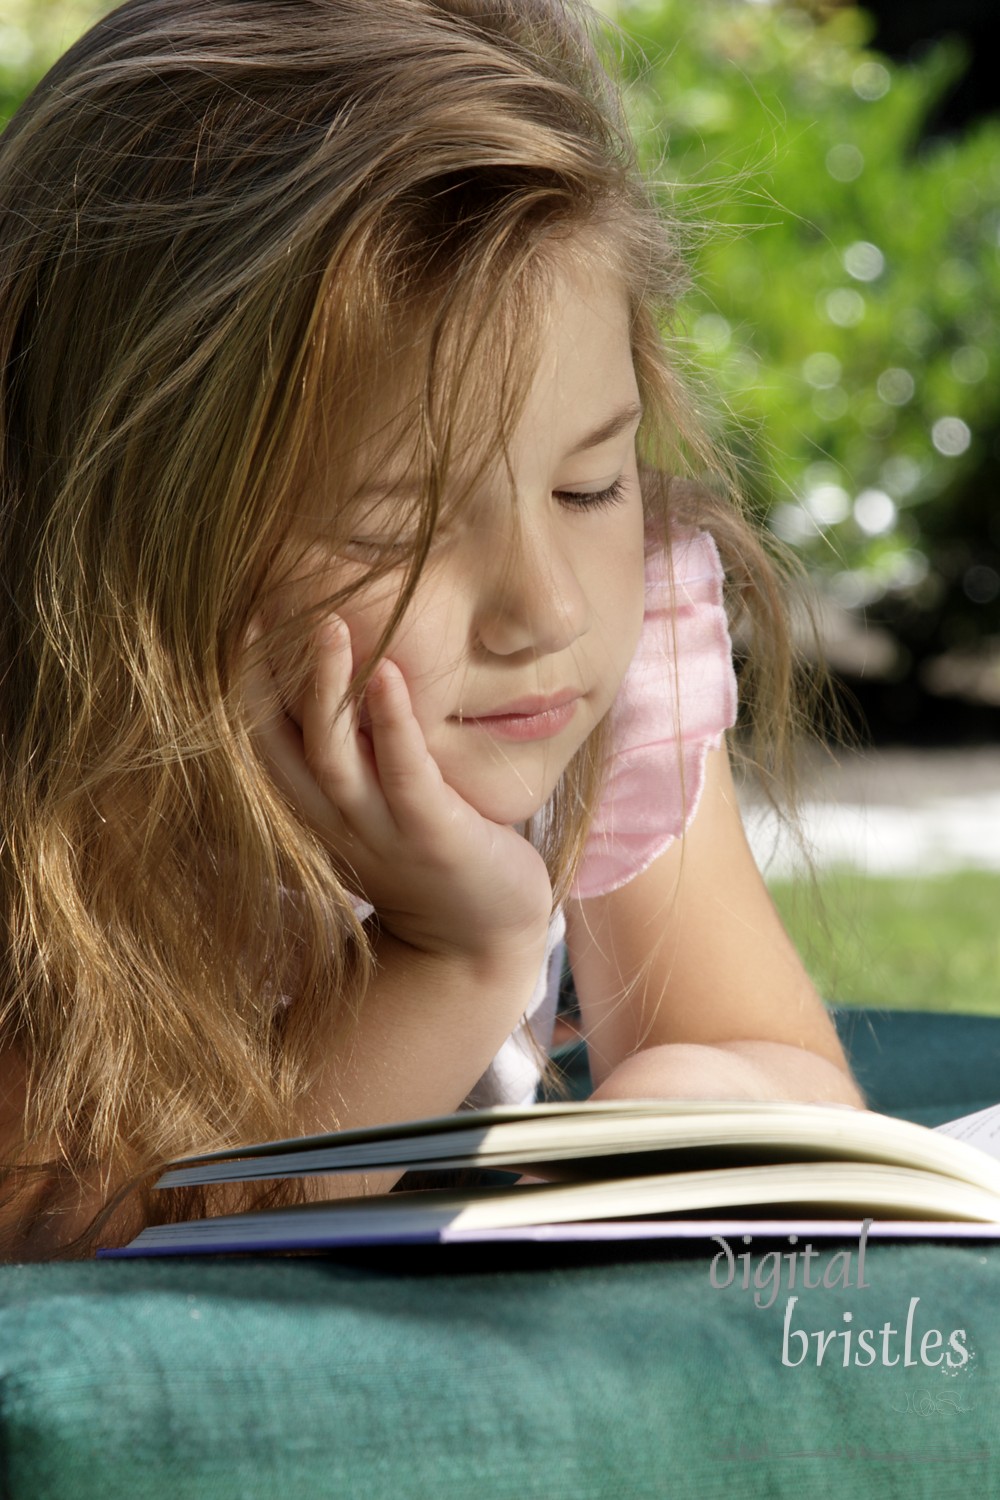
[553,476,629,512]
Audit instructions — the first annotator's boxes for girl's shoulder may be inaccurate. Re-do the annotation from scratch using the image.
[571,527,738,902]
[644,525,728,603]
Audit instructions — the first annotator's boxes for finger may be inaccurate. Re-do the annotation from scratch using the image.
[241,617,304,770]
[242,618,355,841]
[300,617,380,817]
[364,660,450,829]
[300,617,354,767]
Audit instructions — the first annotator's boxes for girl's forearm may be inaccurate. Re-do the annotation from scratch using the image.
[295,926,549,1195]
[588,1040,865,1110]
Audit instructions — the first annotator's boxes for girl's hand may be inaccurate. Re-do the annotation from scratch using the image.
[245,616,554,967]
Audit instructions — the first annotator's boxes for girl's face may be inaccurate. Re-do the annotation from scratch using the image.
[295,257,647,826]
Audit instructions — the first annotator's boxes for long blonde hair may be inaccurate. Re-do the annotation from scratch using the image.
[0,0,798,1255]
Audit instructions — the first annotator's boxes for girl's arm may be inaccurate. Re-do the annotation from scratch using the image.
[248,627,554,1179]
[566,743,864,1108]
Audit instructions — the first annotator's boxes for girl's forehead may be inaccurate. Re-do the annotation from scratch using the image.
[303,244,636,517]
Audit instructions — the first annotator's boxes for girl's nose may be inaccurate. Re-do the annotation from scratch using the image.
[474,531,591,658]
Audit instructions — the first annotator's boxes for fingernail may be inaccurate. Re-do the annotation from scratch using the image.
[320,615,348,648]
[367,660,399,698]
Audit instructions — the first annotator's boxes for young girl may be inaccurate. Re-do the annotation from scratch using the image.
[0,0,862,1257]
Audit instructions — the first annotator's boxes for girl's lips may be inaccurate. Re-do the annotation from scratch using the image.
[453,694,581,741]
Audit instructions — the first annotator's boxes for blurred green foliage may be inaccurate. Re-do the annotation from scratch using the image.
[0,1,110,119]
[617,0,1000,659]
[4,0,1000,660]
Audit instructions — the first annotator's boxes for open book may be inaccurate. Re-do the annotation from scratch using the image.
[99,1097,1000,1256]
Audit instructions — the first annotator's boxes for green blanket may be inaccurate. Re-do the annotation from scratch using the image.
[2,1008,999,1499]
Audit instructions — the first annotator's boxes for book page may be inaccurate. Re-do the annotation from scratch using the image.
[935,1102,1000,1160]
[158,1099,1000,1197]
[106,1161,1000,1256]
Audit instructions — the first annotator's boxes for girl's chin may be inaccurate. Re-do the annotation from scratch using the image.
[444,744,580,827]
[454,778,561,829]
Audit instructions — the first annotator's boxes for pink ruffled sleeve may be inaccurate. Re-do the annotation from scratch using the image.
[570,529,738,901]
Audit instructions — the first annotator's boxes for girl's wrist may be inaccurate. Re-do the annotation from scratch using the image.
[373,919,551,991]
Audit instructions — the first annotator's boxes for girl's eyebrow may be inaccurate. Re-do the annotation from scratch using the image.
[565,400,644,457]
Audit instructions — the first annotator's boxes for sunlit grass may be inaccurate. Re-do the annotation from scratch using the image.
[770,870,1000,1016]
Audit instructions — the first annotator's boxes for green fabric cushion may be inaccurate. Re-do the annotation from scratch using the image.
[833,1007,1000,1126]
[2,1008,1000,1498]
[2,1244,998,1498]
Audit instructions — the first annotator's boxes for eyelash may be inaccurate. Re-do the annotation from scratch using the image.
[347,475,630,555]
[554,477,629,512]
